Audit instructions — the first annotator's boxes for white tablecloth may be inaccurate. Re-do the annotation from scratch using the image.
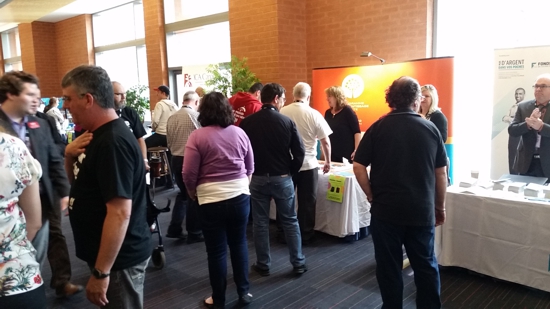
[270,169,371,238]
[438,188,550,292]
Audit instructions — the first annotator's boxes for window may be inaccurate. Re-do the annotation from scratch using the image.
[93,1,148,87]
[95,46,148,88]
[2,27,22,72]
[1,27,20,59]
[164,0,228,23]
[166,21,230,68]
[93,2,145,47]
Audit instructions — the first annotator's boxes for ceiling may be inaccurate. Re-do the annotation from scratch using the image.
[0,0,136,32]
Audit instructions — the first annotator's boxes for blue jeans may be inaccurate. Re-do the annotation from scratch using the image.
[199,194,250,307]
[251,175,305,269]
[370,217,441,309]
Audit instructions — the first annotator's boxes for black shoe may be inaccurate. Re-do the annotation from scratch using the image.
[166,232,187,239]
[252,263,270,276]
[238,293,253,306]
[293,264,308,275]
[187,233,205,244]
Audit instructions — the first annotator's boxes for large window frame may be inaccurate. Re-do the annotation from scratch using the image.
[1,27,22,72]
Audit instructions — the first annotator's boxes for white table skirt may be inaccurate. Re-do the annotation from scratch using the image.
[438,188,550,292]
[269,169,371,238]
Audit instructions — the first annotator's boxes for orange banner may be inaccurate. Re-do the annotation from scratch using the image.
[311,57,454,139]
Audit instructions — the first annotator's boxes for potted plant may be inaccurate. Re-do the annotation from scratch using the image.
[205,55,260,97]
[125,85,150,122]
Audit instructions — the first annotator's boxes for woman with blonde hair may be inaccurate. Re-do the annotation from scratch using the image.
[324,86,361,163]
[419,84,448,142]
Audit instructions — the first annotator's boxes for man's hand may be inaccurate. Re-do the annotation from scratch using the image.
[60,196,69,211]
[525,117,544,130]
[322,161,331,174]
[65,132,93,158]
[531,107,542,119]
[350,150,356,161]
[86,275,109,307]
[144,160,150,171]
[435,209,446,226]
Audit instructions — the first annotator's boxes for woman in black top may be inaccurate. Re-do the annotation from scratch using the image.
[420,84,448,143]
[324,86,361,163]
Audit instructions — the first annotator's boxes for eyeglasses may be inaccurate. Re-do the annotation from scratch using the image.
[533,84,550,90]
[419,95,426,100]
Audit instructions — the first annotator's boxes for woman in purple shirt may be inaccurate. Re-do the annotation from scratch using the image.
[183,92,254,309]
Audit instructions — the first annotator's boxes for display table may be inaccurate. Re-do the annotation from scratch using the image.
[270,166,371,238]
[438,187,550,292]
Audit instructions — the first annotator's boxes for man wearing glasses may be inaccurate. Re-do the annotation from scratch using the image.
[112,81,148,170]
[509,74,550,179]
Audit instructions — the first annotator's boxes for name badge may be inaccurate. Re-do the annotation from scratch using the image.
[28,121,40,129]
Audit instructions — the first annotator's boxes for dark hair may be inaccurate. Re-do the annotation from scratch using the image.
[44,97,58,113]
[516,87,525,93]
[61,65,114,109]
[260,83,285,104]
[0,71,40,103]
[249,82,263,93]
[385,76,421,109]
[198,92,235,128]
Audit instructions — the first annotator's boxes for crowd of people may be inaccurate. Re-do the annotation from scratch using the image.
[0,65,454,309]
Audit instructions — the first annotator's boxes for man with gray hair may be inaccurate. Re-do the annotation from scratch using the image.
[62,65,151,308]
[165,91,204,243]
[280,82,332,245]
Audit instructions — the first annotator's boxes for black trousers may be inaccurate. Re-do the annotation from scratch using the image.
[277,168,319,241]
[168,156,201,235]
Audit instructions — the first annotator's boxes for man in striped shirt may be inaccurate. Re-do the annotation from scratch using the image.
[166,91,204,243]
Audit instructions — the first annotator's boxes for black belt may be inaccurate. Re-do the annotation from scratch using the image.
[253,173,289,177]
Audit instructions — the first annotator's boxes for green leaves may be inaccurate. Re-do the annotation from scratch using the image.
[205,55,260,97]
[125,85,150,122]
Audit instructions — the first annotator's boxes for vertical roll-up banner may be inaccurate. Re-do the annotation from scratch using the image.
[491,46,550,179]
[312,57,454,180]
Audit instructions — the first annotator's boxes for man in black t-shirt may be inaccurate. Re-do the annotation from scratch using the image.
[353,76,447,309]
[113,81,149,170]
[62,66,152,308]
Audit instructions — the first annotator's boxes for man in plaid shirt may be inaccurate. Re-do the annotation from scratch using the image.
[166,91,204,243]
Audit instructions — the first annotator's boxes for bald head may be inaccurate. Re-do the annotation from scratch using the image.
[385,76,421,110]
[112,81,126,109]
[534,73,550,105]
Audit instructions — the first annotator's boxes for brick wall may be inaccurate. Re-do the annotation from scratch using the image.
[229,0,432,95]
[277,0,307,93]
[229,0,281,89]
[55,15,95,82]
[19,22,59,97]
[306,0,433,83]
[143,0,168,109]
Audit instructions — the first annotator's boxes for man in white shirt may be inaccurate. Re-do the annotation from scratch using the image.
[146,85,179,149]
[280,82,332,245]
[165,91,204,243]
[146,85,179,187]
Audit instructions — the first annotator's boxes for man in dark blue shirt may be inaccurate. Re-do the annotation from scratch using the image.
[240,83,307,276]
[353,76,447,309]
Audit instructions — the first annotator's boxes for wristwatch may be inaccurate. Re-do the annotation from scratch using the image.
[91,268,110,279]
